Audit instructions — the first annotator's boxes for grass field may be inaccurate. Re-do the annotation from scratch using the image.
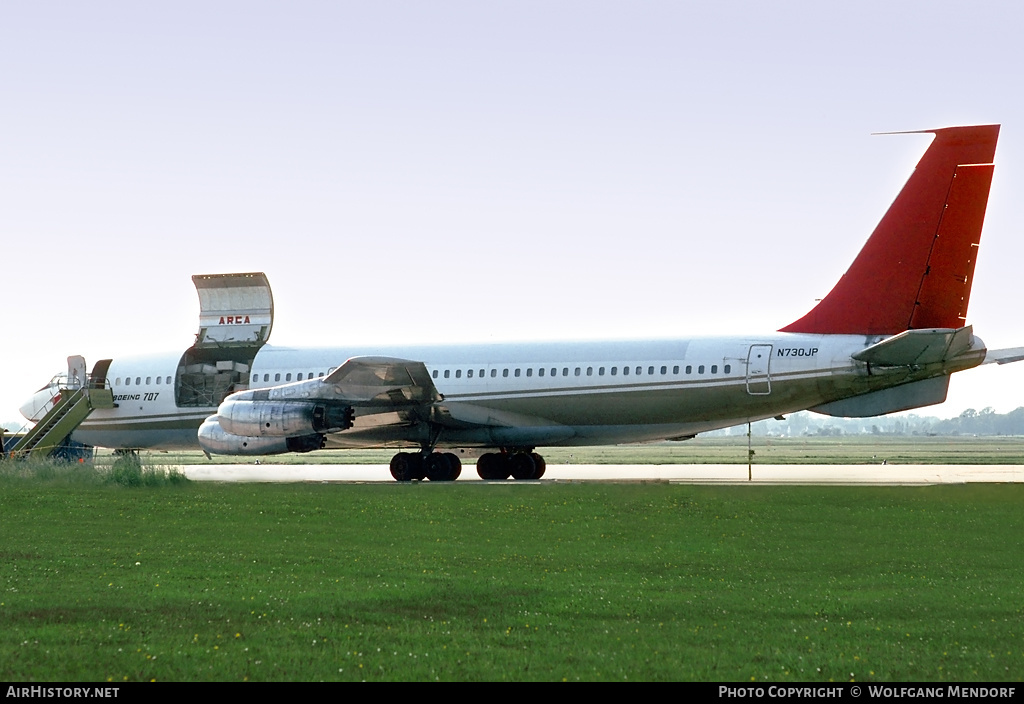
[1,460,1022,681]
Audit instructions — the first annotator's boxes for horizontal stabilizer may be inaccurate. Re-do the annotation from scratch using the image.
[852,327,975,367]
[811,376,950,417]
[983,347,1024,365]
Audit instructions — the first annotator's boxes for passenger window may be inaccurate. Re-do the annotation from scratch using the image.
[673,365,679,374]
[661,366,667,375]
[611,367,617,376]
[275,373,281,382]
[116,378,122,386]
[319,372,324,378]
[456,370,462,378]
[503,369,509,377]
[444,370,450,379]
[724,364,731,373]
[514,369,520,377]
[146,377,152,385]
[550,368,557,377]
[432,370,438,379]
[264,374,270,382]
[479,369,484,377]
[698,365,705,374]
[711,365,718,374]
[562,368,569,376]
[135,377,141,385]
[286,373,292,381]
[599,367,605,376]
[623,366,630,376]
[538,368,545,377]
[468,369,474,378]
[491,369,497,378]
[252,374,257,383]
[648,366,654,375]
[685,366,691,374]
[574,367,581,376]
[586,367,593,376]
[526,368,532,377]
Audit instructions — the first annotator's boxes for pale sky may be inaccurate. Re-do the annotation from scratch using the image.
[1,1,1022,428]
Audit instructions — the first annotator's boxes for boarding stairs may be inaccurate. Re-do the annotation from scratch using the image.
[7,365,115,460]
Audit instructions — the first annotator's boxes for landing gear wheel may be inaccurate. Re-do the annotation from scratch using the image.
[411,456,427,480]
[476,453,510,480]
[530,452,546,479]
[390,452,424,482]
[444,453,462,480]
[425,452,461,481]
[424,452,446,481]
[510,452,538,480]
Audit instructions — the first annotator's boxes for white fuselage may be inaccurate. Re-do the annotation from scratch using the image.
[68,331,955,452]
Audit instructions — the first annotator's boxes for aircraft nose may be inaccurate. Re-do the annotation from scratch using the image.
[19,379,62,423]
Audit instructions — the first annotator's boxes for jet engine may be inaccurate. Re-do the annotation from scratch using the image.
[198,415,325,456]
[217,400,354,437]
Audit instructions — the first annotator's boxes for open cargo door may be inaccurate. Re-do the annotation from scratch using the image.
[176,273,275,408]
[194,272,274,348]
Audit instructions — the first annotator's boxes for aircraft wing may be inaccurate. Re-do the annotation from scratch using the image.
[322,356,441,406]
[203,356,446,454]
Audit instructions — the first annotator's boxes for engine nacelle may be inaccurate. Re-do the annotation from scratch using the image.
[198,416,325,456]
[217,399,354,437]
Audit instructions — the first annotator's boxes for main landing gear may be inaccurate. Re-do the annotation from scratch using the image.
[389,451,462,482]
[388,449,547,481]
[476,451,546,481]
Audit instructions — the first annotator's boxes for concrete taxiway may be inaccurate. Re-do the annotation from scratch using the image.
[178,463,1024,485]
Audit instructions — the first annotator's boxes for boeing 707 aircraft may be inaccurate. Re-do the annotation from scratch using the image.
[20,125,1024,480]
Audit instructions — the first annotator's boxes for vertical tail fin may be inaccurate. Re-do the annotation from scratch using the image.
[781,125,999,335]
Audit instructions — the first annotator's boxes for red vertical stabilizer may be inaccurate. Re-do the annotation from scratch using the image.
[780,125,999,336]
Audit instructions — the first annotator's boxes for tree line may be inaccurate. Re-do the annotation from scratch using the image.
[713,406,1024,437]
